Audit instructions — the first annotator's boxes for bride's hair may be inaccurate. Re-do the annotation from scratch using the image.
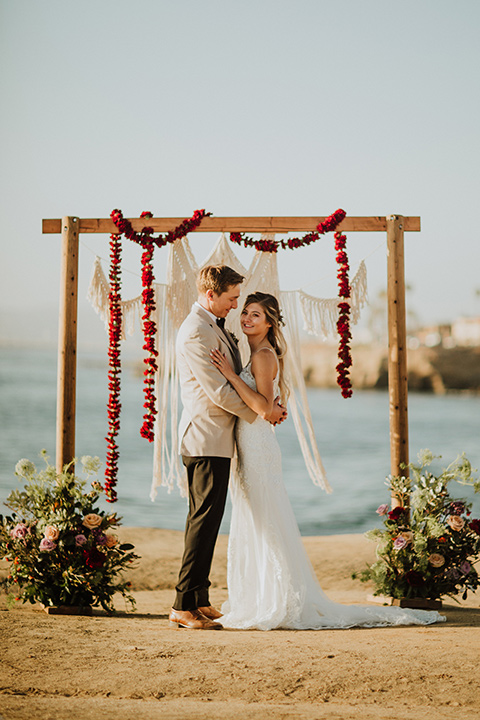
[243,292,289,404]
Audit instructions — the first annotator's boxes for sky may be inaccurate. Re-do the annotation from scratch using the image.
[1,0,480,350]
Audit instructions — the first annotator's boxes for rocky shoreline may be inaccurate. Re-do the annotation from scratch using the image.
[301,344,480,394]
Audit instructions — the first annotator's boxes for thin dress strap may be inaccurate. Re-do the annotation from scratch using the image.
[253,346,279,380]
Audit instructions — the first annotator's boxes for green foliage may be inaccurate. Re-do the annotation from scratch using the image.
[0,452,140,613]
[356,451,480,601]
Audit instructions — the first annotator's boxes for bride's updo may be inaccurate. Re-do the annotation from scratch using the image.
[243,292,289,404]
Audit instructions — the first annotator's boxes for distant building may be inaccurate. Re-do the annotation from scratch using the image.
[413,324,452,348]
[410,317,480,348]
[451,317,480,347]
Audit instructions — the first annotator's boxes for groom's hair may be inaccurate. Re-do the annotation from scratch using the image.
[197,265,245,296]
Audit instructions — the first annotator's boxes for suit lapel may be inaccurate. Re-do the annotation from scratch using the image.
[193,306,242,374]
[222,328,242,374]
[214,324,242,374]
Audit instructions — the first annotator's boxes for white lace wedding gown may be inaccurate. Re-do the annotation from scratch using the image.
[220,359,445,630]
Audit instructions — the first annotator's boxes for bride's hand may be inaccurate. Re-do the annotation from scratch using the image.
[210,348,235,379]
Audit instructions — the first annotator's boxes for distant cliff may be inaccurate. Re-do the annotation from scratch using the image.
[301,344,480,393]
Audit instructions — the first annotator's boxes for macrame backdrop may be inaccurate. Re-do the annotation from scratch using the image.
[88,233,368,500]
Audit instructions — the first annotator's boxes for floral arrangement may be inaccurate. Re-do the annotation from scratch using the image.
[356,451,480,602]
[0,453,139,612]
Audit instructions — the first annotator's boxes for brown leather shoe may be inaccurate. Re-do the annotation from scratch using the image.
[169,608,223,630]
[198,605,223,620]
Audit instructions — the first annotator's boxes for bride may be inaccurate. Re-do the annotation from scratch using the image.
[210,292,445,630]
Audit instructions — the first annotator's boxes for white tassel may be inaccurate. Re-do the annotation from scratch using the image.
[87,257,110,326]
[281,292,332,492]
[86,256,142,339]
[298,261,368,339]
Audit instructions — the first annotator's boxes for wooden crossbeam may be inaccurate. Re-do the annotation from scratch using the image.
[42,216,421,234]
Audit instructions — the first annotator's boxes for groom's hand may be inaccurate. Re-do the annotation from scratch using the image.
[270,397,287,426]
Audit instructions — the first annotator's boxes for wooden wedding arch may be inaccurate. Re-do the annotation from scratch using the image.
[42,214,418,490]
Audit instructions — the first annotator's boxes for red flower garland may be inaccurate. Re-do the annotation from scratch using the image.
[105,233,122,502]
[138,217,158,442]
[107,208,210,458]
[230,208,347,253]
[110,208,211,248]
[334,230,353,398]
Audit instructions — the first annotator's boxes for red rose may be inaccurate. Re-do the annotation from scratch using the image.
[405,570,424,587]
[469,519,480,535]
[83,548,106,569]
[388,506,406,522]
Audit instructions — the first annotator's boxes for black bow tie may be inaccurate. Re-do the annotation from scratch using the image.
[216,317,226,329]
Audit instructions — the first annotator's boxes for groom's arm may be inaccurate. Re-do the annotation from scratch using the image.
[181,332,257,424]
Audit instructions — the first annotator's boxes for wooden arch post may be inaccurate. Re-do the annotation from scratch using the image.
[386,215,409,496]
[56,217,79,472]
[43,214,419,481]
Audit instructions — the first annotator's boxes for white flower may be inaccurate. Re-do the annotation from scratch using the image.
[15,459,36,478]
[81,456,101,474]
[417,449,435,466]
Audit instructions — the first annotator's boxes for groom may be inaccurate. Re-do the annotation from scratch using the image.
[169,264,286,630]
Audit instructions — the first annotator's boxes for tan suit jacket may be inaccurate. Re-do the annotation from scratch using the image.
[176,304,257,458]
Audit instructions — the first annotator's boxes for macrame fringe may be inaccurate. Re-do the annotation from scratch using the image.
[281,291,331,492]
[298,260,368,339]
[87,256,142,339]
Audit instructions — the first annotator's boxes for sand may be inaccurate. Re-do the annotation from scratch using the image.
[1,528,479,720]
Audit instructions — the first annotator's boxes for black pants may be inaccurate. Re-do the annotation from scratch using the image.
[173,455,231,611]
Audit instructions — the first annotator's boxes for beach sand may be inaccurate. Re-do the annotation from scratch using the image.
[1,528,479,720]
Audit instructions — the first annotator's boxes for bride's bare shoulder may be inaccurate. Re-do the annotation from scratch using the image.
[250,347,278,376]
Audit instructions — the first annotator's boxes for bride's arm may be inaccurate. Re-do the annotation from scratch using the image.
[210,348,276,420]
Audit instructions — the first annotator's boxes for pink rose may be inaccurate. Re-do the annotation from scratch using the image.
[82,513,103,530]
[44,525,60,541]
[105,534,118,548]
[400,531,414,545]
[75,534,87,546]
[393,536,408,550]
[10,523,28,539]
[39,538,56,552]
[428,553,445,568]
[447,516,465,531]
[376,504,389,516]
[460,561,471,575]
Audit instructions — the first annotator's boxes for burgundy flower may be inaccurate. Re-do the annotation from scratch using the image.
[405,570,424,587]
[388,506,407,522]
[83,548,106,569]
[449,501,466,516]
[469,518,480,535]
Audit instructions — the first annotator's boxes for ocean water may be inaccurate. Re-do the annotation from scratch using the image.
[1,346,479,536]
